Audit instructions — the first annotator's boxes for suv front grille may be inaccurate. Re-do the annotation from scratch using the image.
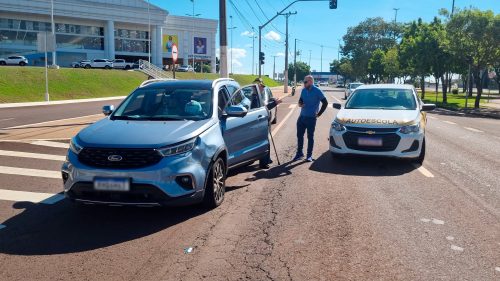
[342,132,401,152]
[78,148,162,169]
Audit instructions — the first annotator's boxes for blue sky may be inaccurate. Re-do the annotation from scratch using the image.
[152,0,499,76]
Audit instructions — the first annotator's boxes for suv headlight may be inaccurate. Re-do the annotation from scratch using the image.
[69,137,84,154]
[157,138,197,157]
[331,121,346,132]
[399,123,420,134]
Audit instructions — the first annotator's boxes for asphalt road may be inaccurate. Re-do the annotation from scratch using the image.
[0,86,498,280]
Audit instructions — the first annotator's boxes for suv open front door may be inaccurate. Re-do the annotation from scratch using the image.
[220,85,269,167]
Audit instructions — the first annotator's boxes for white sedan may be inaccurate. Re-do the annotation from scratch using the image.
[330,84,436,164]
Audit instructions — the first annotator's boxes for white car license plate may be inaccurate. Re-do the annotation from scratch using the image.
[94,178,130,192]
[358,137,383,147]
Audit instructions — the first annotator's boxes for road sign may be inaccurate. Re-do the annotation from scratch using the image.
[172,44,178,63]
[37,32,55,53]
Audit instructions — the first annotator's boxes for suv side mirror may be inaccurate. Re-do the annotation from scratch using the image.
[332,103,342,110]
[102,105,115,116]
[224,105,248,118]
[422,104,436,111]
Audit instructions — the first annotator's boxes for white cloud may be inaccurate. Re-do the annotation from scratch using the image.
[241,30,255,37]
[276,52,285,57]
[228,48,247,68]
[264,31,281,42]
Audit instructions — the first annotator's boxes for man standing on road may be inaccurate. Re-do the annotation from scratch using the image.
[293,75,328,162]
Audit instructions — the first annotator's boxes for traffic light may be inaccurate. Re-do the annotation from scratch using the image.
[329,0,337,9]
[259,52,265,65]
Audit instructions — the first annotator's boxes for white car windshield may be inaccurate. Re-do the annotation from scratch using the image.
[345,89,417,110]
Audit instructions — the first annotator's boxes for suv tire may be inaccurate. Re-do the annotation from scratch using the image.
[19,61,26,66]
[84,64,91,69]
[203,157,226,208]
[0,61,6,65]
[104,65,111,69]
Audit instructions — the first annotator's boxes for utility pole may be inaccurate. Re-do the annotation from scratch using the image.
[337,39,340,82]
[308,49,311,68]
[451,0,455,16]
[280,11,296,93]
[293,38,298,86]
[272,55,277,80]
[252,27,255,75]
[219,0,228,77]
[50,0,56,66]
[320,45,323,73]
[393,8,400,23]
[148,0,151,63]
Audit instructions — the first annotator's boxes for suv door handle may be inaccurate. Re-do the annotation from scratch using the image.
[257,115,267,120]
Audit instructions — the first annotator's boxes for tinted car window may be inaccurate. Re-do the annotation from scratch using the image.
[345,89,417,110]
[230,91,251,109]
[241,86,261,110]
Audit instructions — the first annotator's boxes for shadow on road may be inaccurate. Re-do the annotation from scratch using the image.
[309,151,417,177]
[0,200,208,256]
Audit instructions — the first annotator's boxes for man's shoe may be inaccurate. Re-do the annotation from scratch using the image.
[292,154,304,161]
[306,156,314,162]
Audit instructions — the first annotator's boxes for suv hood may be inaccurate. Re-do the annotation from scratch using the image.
[335,109,419,127]
[76,118,216,148]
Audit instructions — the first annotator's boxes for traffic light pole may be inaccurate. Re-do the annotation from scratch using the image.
[258,0,330,78]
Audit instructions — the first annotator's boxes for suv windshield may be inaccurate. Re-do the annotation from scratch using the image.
[345,89,417,110]
[112,86,213,121]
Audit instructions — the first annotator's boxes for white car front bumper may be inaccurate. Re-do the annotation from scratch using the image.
[329,126,423,159]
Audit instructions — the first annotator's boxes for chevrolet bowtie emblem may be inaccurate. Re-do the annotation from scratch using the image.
[365,131,376,135]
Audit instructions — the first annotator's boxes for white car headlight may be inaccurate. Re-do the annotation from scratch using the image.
[69,137,84,154]
[399,123,420,134]
[331,121,346,132]
[157,138,197,157]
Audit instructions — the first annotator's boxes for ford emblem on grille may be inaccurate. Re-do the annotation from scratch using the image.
[365,131,376,135]
[107,155,123,162]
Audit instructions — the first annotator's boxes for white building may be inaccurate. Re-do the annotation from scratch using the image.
[0,0,217,72]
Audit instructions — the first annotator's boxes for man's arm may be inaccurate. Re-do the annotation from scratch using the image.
[317,98,328,117]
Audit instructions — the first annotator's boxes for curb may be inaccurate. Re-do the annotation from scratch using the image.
[434,106,500,120]
[0,96,126,109]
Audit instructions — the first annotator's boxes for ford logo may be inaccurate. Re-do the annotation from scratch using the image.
[107,155,123,162]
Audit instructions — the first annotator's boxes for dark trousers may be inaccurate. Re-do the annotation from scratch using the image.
[296,115,317,158]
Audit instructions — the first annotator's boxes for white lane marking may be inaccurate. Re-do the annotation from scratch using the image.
[495,267,500,273]
[464,127,483,133]
[272,104,297,137]
[0,189,64,204]
[427,116,438,120]
[0,224,5,230]
[0,166,60,179]
[446,236,454,241]
[31,140,69,149]
[432,218,445,225]
[4,114,101,130]
[0,118,14,122]
[443,120,456,125]
[450,245,464,252]
[413,164,435,178]
[0,150,65,161]
[330,93,343,104]
[420,218,431,223]
[288,104,295,109]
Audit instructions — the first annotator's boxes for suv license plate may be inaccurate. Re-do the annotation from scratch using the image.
[358,137,383,147]
[94,178,130,192]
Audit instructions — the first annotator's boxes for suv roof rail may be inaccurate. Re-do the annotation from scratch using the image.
[139,78,177,87]
[212,78,235,87]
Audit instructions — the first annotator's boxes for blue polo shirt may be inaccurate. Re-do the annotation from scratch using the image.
[300,85,326,117]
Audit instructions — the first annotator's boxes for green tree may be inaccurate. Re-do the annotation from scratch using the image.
[383,47,400,83]
[368,49,385,83]
[447,9,500,108]
[399,19,433,98]
[342,17,402,80]
[339,60,356,84]
[288,61,311,82]
[427,17,451,103]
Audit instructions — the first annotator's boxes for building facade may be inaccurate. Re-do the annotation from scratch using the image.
[0,0,217,72]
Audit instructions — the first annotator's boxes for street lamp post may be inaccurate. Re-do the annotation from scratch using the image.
[185,10,201,71]
[50,0,56,66]
[228,16,237,74]
[393,8,400,23]
[147,0,151,63]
